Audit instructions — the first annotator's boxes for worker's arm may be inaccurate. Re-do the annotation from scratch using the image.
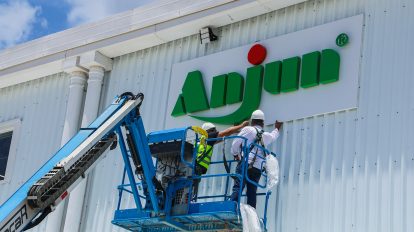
[218,121,249,137]
[263,120,283,145]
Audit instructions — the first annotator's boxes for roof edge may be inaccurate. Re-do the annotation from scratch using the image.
[0,0,307,89]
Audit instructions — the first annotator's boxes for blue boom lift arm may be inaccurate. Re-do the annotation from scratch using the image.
[0,92,146,232]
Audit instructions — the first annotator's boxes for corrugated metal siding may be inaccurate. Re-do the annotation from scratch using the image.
[82,0,414,231]
[0,73,69,231]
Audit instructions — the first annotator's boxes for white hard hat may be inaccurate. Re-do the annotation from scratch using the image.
[202,122,216,131]
[251,110,265,121]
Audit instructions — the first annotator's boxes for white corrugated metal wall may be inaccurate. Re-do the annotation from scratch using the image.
[0,73,69,231]
[82,0,414,231]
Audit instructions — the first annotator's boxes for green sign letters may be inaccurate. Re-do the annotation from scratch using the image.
[172,48,340,125]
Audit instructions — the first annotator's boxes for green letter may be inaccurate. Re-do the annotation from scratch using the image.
[171,71,210,117]
[210,74,228,108]
[171,94,186,117]
[226,72,244,104]
[191,65,263,124]
[320,49,340,84]
[301,51,320,88]
[264,61,282,94]
[181,70,210,113]
[281,56,301,92]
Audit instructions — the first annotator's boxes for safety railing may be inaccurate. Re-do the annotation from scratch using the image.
[191,135,278,228]
[115,133,279,229]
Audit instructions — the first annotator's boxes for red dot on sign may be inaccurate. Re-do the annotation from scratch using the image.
[248,44,267,65]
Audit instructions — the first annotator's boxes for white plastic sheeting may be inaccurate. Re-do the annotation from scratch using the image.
[265,155,279,191]
[240,203,262,232]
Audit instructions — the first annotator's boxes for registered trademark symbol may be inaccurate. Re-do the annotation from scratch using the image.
[336,33,349,47]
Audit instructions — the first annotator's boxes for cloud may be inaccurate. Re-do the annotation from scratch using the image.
[40,18,48,29]
[0,0,40,49]
[65,0,152,26]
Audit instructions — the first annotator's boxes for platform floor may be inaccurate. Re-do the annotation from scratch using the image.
[112,201,243,232]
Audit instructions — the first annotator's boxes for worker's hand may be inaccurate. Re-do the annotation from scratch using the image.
[233,155,241,161]
[241,121,249,127]
[275,120,283,130]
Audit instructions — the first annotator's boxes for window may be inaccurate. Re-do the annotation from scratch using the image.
[0,119,21,183]
[0,131,13,181]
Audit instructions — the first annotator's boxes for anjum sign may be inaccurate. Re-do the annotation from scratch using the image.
[166,15,363,128]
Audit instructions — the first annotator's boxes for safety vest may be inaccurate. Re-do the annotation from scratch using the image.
[196,136,214,170]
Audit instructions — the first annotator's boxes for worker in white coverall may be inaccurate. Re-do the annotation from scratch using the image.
[230,110,282,208]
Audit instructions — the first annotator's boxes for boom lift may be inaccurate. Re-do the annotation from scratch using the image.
[0,92,277,232]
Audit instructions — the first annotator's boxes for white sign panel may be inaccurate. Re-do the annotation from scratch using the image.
[166,15,363,129]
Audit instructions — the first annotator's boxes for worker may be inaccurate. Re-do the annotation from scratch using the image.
[193,121,249,198]
[230,110,282,208]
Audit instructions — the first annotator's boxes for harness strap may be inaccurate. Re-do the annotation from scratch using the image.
[222,138,238,180]
[249,127,264,168]
[196,145,213,164]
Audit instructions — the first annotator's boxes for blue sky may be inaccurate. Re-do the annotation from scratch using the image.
[0,0,153,50]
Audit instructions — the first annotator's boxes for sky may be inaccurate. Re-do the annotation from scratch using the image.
[0,0,153,50]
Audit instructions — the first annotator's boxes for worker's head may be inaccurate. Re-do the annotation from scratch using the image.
[251,109,265,127]
[202,122,217,133]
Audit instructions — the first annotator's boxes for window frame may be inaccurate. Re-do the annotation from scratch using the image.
[0,119,21,184]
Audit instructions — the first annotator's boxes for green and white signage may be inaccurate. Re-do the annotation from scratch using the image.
[167,15,363,128]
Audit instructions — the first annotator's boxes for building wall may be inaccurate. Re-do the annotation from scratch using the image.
[0,73,69,231]
[81,0,414,231]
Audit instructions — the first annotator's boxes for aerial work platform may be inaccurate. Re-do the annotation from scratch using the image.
[112,125,276,232]
[0,92,278,232]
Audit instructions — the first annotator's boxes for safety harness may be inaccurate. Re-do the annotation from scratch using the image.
[196,136,214,174]
[223,127,265,177]
[248,127,265,169]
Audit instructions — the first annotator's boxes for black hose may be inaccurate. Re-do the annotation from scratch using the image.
[23,206,52,231]
[119,92,135,100]
[135,93,144,107]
